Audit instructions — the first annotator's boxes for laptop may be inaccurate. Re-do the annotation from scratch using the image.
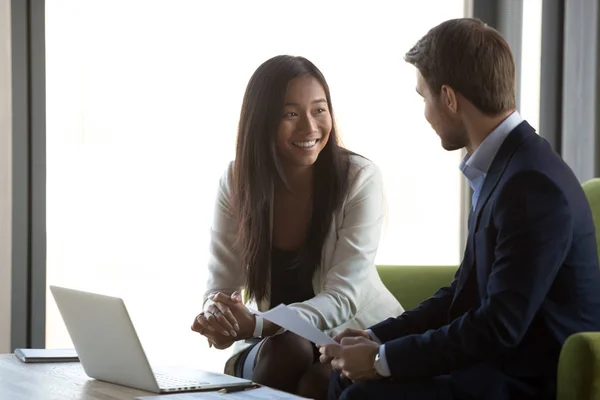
[50,285,251,393]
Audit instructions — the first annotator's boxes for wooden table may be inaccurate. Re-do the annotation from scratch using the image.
[0,354,154,400]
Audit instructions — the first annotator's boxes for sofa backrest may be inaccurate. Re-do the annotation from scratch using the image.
[377,265,457,311]
[582,178,600,263]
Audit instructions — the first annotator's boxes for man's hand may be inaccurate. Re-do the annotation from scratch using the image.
[333,328,371,343]
[319,329,371,363]
[319,336,381,381]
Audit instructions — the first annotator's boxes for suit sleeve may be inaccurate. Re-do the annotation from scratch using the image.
[369,276,458,343]
[383,171,572,380]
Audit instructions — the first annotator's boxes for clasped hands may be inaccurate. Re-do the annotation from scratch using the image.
[191,294,382,381]
[191,291,255,349]
[318,329,381,381]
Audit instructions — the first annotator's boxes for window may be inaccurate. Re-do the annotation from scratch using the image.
[46,0,465,371]
[519,0,543,131]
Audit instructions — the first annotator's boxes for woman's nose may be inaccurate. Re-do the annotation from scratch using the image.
[299,114,318,133]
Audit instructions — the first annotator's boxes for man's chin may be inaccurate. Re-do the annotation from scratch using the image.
[441,140,463,151]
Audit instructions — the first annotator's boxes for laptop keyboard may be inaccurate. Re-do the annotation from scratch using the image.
[154,373,208,389]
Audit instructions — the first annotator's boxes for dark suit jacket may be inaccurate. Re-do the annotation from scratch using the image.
[370,121,600,398]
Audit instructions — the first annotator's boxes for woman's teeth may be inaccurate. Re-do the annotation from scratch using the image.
[293,139,317,148]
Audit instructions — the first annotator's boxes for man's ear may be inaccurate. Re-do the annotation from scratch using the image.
[440,85,458,114]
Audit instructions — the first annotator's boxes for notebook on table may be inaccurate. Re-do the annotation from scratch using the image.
[14,348,79,363]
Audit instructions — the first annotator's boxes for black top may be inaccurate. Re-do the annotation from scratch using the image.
[269,247,315,308]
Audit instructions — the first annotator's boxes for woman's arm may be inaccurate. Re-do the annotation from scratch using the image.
[203,163,245,307]
[193,164,247,346]
[288,160,385,331]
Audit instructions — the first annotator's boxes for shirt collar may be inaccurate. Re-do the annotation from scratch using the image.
[460,111,523,180]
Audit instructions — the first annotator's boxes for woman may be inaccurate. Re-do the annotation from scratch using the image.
[191,55,403,399]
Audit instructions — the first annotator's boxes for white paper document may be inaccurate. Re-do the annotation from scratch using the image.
[252,304,336,345]
[137,387,308,399]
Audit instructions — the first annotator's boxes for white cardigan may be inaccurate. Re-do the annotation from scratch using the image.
[204,155,404,336]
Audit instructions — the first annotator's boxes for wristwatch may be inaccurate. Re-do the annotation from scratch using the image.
[373,352,385,377]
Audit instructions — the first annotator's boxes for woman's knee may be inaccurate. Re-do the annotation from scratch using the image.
[297,363,332,400]
[259,332,315,366]
[251,332,317,392]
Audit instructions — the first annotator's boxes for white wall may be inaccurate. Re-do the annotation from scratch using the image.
[0,0,12,353]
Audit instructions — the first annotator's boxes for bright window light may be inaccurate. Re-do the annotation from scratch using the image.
[46,0,465,371]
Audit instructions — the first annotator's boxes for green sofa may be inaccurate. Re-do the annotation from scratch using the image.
[557,178,600,400]
[377,178,600,400]
[377,265,456,311]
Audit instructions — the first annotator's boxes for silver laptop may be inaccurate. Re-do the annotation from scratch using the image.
[50,285,251,393]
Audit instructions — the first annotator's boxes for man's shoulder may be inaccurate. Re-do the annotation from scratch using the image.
[501,133,577,193]
[492,136,591,228]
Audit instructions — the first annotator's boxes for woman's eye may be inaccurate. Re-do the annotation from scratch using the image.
[316,108,327,113]
[284,112,298,117]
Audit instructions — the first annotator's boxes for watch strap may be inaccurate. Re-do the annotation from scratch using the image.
[252,314,264,338]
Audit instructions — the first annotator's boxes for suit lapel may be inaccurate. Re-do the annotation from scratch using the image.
[453,121,535,298]
[471,121,534,232]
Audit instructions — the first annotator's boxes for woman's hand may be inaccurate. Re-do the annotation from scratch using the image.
[191,314,236,349]
[191,291,256,344]
[211,292,257,340]
[191,291,241,350]
[202,292,242,338]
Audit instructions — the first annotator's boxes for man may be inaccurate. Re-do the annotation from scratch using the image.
[321,18,600,400]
